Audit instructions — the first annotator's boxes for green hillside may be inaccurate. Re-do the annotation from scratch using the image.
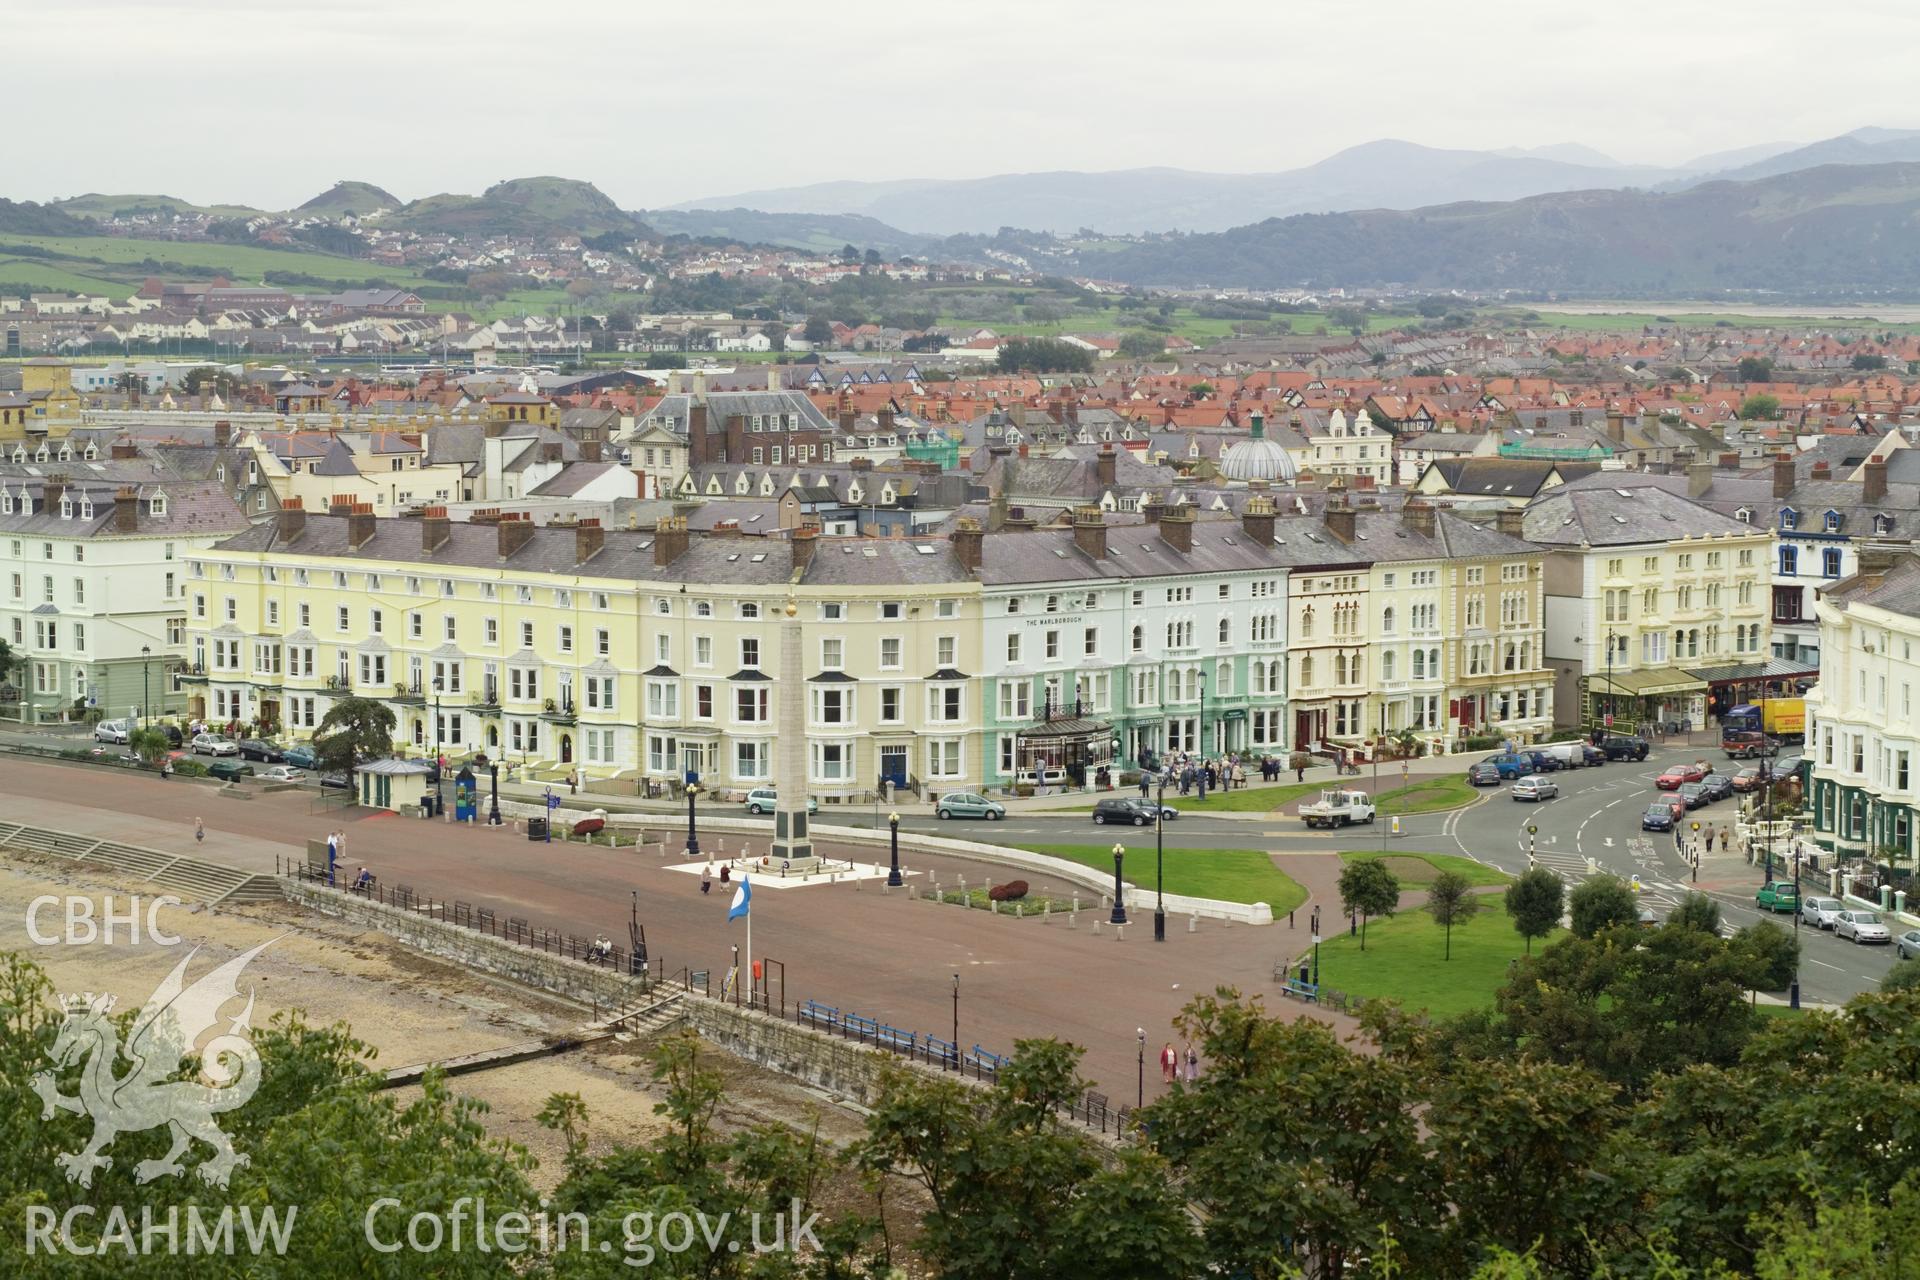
[50,193,266,220]
[0,234,431,297]
[388,177,642,238]
[297,181,400,216]
[644,206,939,257]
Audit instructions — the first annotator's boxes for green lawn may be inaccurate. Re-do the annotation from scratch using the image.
[1339,851,1510,888]
[1372,774,1480,815]
[1016,844,1306,913]
[2,234,431,286]
[1309,902,1556,1019]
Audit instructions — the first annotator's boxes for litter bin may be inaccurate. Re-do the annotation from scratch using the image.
[527,816,549,842]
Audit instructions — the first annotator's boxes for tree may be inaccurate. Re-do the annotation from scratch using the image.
[313,696,395,795]
[182,365,242,398]
[862,248,882,267]
[1337,858,1400,951]
[1415,295,1454,318]
[1736,356,1774,383]
[1187,382,1215,399]
[1739,393,1782,420]
[1504,868,1564,955]
[802,315,833,347]
[1023,299,1069,327]
[1883,956,1920,993]
[995,336,1094,375]
[1667,891,1722,934]
[1117,331,1168,359]
[1729,920,1799,991]
[1568,875,1639,938]
[129,726,172,769]
[1851,352,1887,371]
[838,243,859,264]
[1327,304,1367,333]
[758,320,785,352]
[1425,871,1481,960]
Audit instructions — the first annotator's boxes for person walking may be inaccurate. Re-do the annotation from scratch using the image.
[1139,772,1151,800]
[1296,758,1306,783]
[1705,826,1715,854]
[1184,1042,1198,1083]
[1160,1041,1178,1085]
[701,864,713,895]
[194,816,204,845]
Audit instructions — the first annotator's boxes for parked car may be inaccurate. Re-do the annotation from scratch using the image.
[319,772,351,790]
[236,738,284,763]
[1835,910,1892,944]
[158,723,184,748]
[1701,774,1735,803]
[1799,896,1845,930]
[1484,753,1534,780]
[1755,880,1800,913]
[742,788,819,816]
[1092,797,1159,826]
[1722,730,1781,760]
[1641,803,1676,832]
[190,733,238,756]
[1677,782,1710,809]
[1897,929,1920,961]
[1579,744,1607,767]
[933,792,1006,821]
[257,765,304,783]
[1466,761,1503,787]
[206,759,254,783]
[92,719,131,744]
[283,744,319,771]
[1731,767,1765,793]
[1600,734,1651,761]
[1511,775,1559,802]
[1657,764,1705,790]
[1520,749,1563,773]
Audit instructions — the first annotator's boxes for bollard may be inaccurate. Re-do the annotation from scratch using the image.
[1116,925,1124,942]
[991,898,999,914]
[1015,903,1024,918]
[1586,856,1597,873]
[1092,919,1102,936]
[1188,913,1197,933]
[1042,903,1051,924]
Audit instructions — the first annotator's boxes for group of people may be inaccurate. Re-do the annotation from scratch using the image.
[1158,1040,1200,1085]
[1142,753,1264,800]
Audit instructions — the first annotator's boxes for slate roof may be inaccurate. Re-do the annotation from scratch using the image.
[1420,457,1601,498]
[0,480,247,539]
[1821,553,1920,617]
[1521,483,1757,547]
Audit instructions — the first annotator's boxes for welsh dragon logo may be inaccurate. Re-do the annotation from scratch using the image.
[32,939,275,1189]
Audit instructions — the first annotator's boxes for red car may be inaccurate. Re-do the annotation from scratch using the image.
[1656,763,1706,790]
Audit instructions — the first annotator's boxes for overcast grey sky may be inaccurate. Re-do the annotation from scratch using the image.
[13,0,1917,210]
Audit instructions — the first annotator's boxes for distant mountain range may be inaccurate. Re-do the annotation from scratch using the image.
[673,129,1913,236]
[1077,161,1920,292]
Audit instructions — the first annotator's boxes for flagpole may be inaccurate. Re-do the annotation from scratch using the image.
[746,895,753,1009]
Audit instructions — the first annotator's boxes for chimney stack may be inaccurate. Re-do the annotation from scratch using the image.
[1812,460,1831,480]
[41,475,65,513]
[1496,506,1525,538]
[1323,494,1356,543]
[1096,443,1116,487]
[1402,497,1436,537]
[110,439,138,460]
[113,485,139,532]
[328,495,353,517]
[1004,506,1037,531]
[1160,503,1195,552]
[952,516,984,572]
[1605,409,1625,443]
[575,517,604,563]
[653,515,690,566]
[212,420,231,447]
[1864,457,1889,504]
[1858,546,1900,577]
[1072,504,1108,559]
[1772,452,1795,498]
[277,497,306,541]
[1141,497,1165,525]
[347,502,377,550]
[1241,493,1276,544]
[791,524,819,573]
[1687,455,1714,499]
[497,512,534,559]
[579,437,602,462]
[767,367,780,393]
[421,506,451,552]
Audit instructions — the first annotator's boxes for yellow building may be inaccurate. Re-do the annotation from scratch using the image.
[484,393,560,427]
[185,507,983,795]
[8,359,82,438]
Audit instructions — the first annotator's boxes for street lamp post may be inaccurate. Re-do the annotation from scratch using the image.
[488,762,502,826]
[1136,1028,1145,1108]
[1197,670,1209,759]
[1110,843,1128,925]
[1153,772,1167,942]
[431,677,444,816]
[951,973,960,1068]
[1311,904,1322,986]
[887,812,902,887]
[686,782,703,860]
[140,645,151,732]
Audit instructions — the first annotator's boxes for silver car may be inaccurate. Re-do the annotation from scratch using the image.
[1511,774,1559,802]
[1835,910,1892,945]
[1799,896,1845,930]
[190,733,239,756]
[1896,929,1920,961]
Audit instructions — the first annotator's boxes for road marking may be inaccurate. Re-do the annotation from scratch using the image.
[1603,837,1614,848]
[1808,959,1844,971]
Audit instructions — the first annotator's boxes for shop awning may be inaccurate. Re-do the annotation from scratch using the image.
[1684,659,1820,686]
[1590,669,1706,698]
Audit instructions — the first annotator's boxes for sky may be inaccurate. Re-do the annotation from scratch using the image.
[12,0,1920,212]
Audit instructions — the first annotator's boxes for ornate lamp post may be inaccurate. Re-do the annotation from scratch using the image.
[887,811,902,886]
[140,645,151,731]
[1136,1027,1146,1108]
[488,761,502,826]
[1110,843,1128,925]
[1154,771,1167,941]
[686,781,703,860]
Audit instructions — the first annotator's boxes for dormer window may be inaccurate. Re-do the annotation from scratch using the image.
[1875,513,1896,534]
[0,492,11,515]
[1823,510,1842,532]
[149,494,167,517]
[1780,508,1798,531]
[79,499,94,520]
[59,498,72,518]
[1734,507,1752,523]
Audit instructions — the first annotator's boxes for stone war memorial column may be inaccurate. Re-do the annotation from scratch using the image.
[770,596,814,865]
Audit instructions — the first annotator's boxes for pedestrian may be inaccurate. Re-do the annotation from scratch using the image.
[1139,772,1151,800]
[701,864,713,895]
[1160,1041,1178,1085]
[1184,1042,1198,1083]
[1296,759,1306,783]
[194,816,204,844]
[326,830,339,885]
[1705,827,1715,853]
[719,863,731,883]
[568,769,578,795]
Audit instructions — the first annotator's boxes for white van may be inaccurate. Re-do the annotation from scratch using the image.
[93,718,131,744]
[1539,742,1586,769]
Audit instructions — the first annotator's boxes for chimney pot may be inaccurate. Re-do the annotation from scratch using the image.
[653,515,690,566]
[347,502,377,550]
[497,511,534,559]
[1864,457,1889,504]
[113,485,139,532]
[1072,504,1108,559]
[575,517,605,563]
[952,517,984,572]
[1160,504,1195,552]
[277,497,306,541]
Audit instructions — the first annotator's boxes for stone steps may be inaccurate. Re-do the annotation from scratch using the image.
[0,823,283,906]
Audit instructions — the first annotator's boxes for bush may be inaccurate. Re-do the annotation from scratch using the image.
[988,880,1030,903]
[171,758,209,778]
[1460,734,1503,752]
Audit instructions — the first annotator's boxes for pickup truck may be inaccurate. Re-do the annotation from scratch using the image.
[1300,789,1376,829]
[1721,730,1780,760]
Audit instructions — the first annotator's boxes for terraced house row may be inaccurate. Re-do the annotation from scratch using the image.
[179,491,1551,796]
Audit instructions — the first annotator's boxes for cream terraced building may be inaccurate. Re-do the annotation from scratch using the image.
[185,502,982,795]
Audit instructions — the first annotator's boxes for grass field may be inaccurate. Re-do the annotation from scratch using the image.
[1309,901,1555,1019]
[1338,850,1510,888]
[1016,843,1307,912]
[1373,775,1480,815]
[1520,308,1920,336]
[1062,771,1477,818]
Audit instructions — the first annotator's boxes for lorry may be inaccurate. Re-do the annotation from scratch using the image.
[1722,699,1805,743]
[1300,789,1376,829]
